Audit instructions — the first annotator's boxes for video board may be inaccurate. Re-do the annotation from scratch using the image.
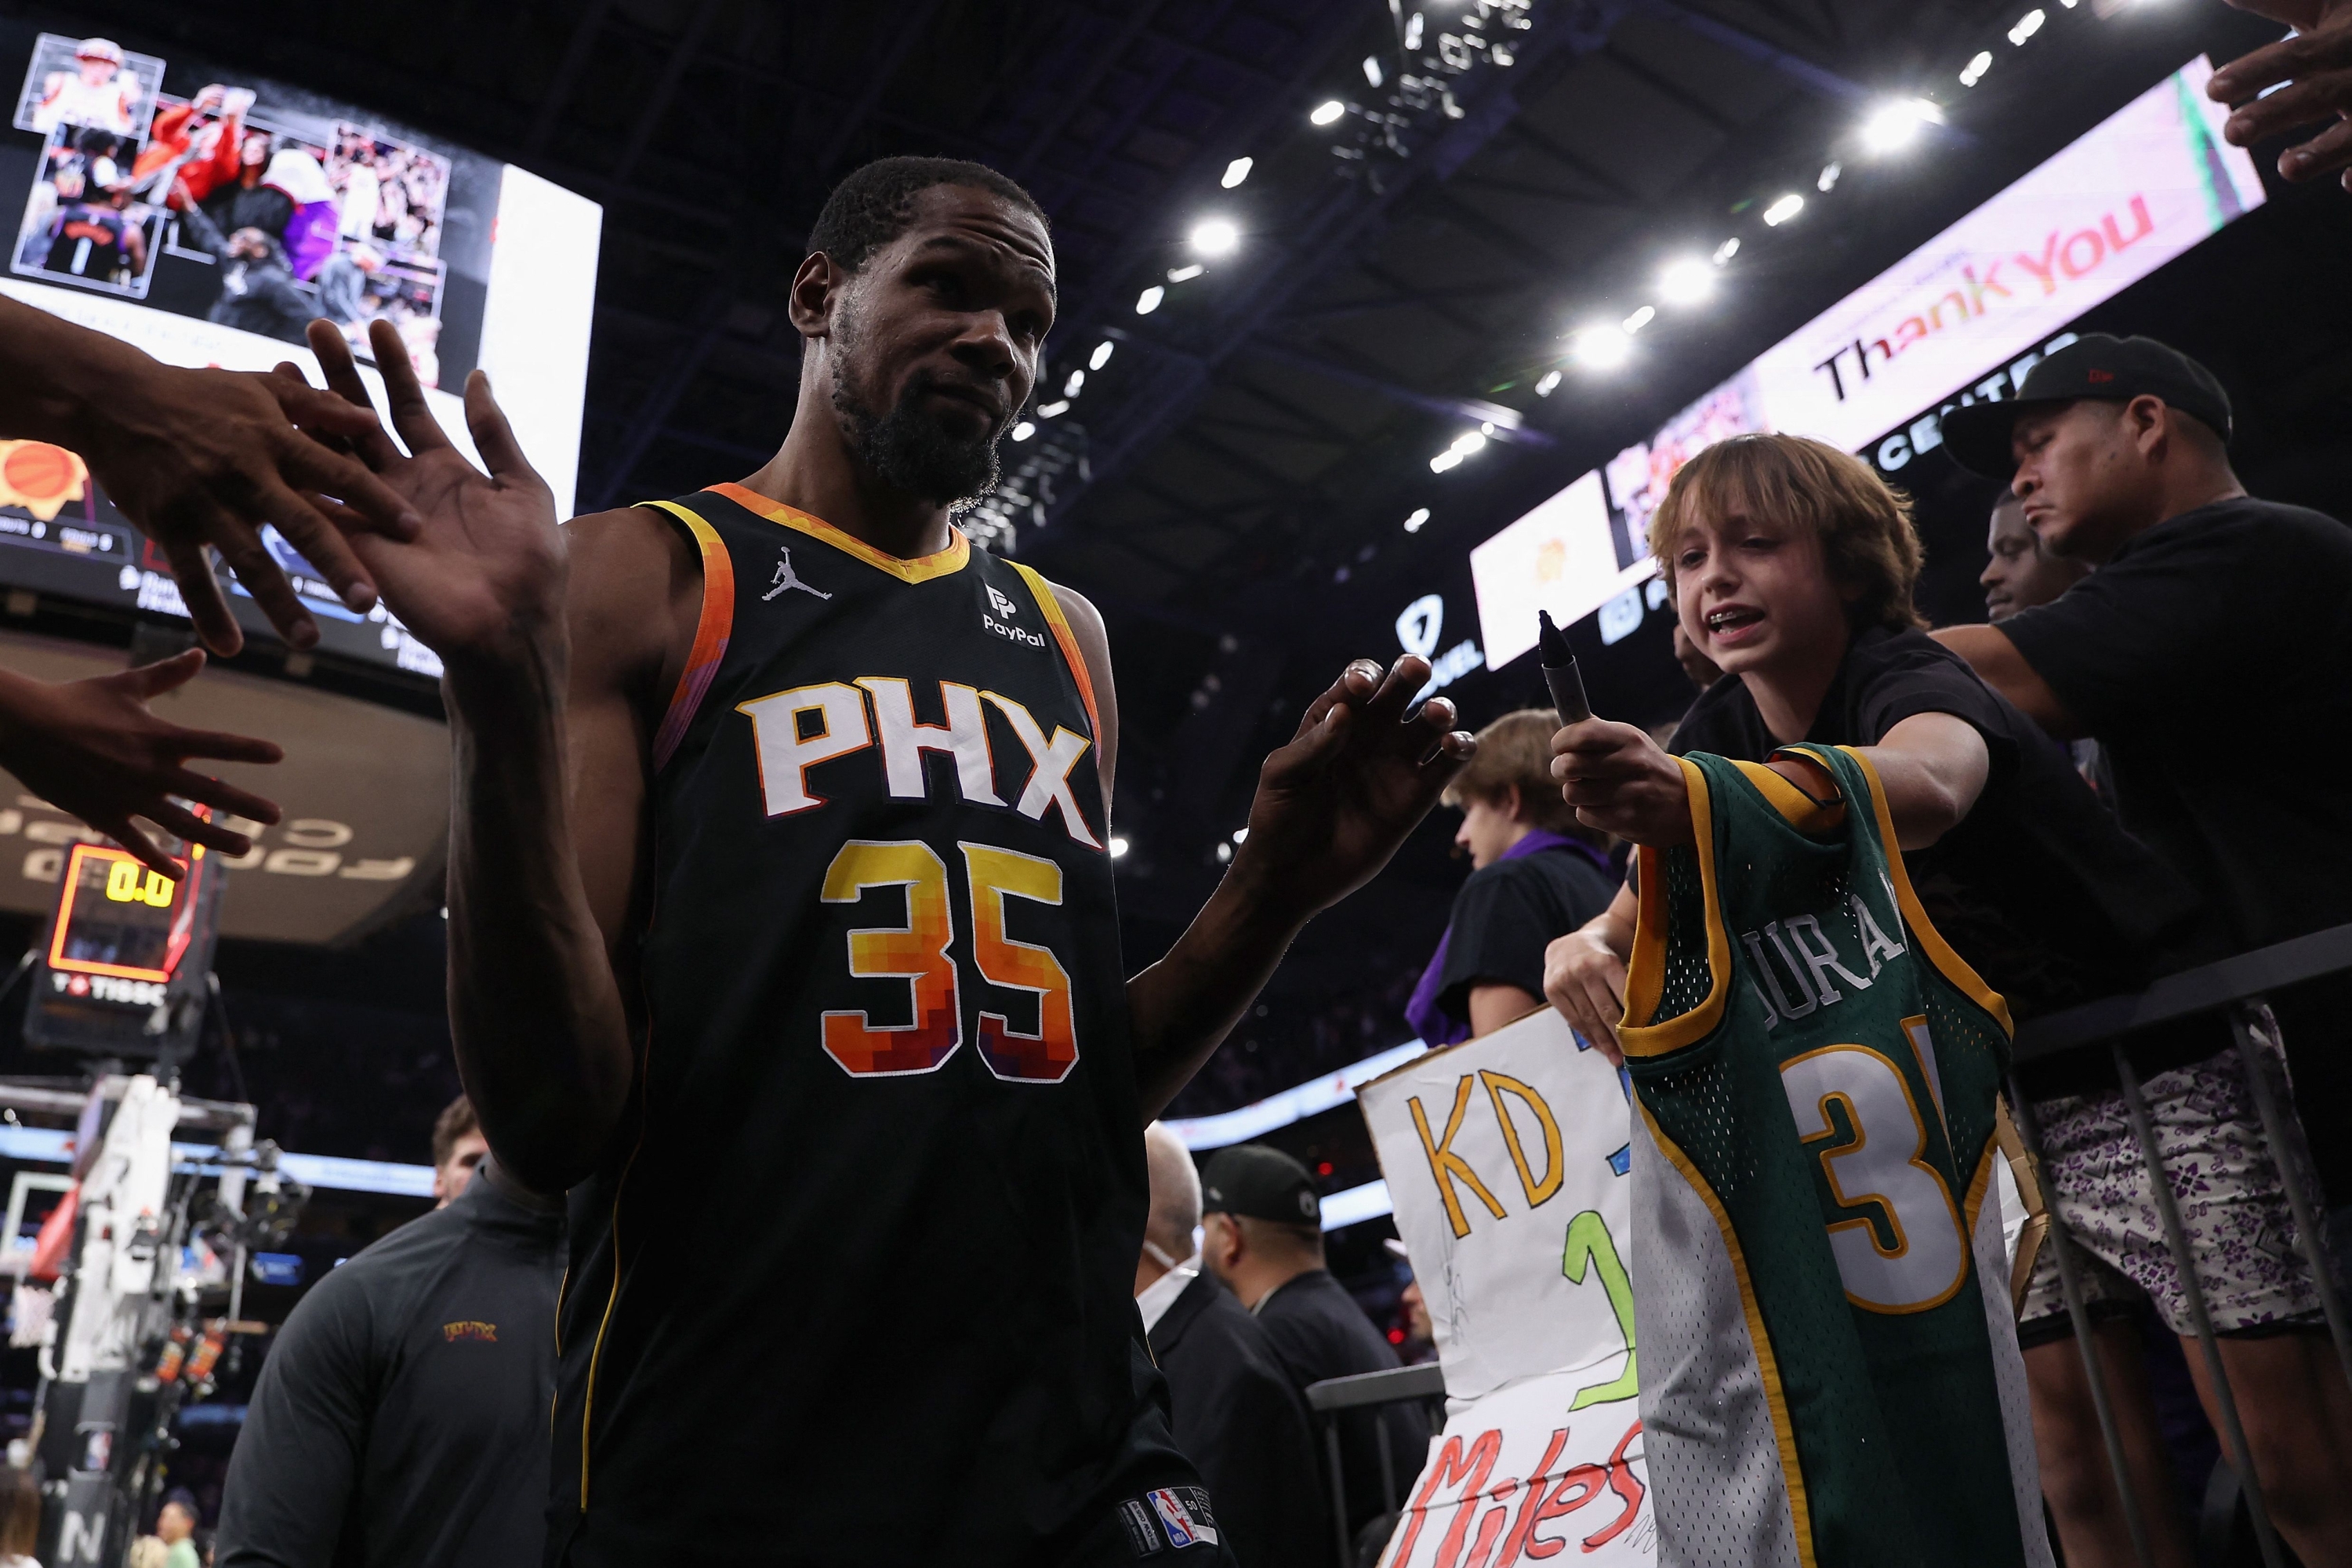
[1472,55,2266,668]
[0,21,601,675]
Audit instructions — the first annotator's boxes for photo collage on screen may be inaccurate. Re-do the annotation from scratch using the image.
[9,30,459,387]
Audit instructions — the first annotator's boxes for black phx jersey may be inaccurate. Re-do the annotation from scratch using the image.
[550,484,1210,1564]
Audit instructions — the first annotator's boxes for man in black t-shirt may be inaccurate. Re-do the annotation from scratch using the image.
[1200,1145,1426,1550]
[1939,335,2352,1205]
[1403,709,1618,1046]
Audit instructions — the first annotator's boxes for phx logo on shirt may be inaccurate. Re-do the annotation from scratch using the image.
[985,583,1047,648]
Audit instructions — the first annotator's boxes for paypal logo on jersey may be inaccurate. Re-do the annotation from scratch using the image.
[985,583,1047,648]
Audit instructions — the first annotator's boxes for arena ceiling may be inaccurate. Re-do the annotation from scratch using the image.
[42,0,2318,1112]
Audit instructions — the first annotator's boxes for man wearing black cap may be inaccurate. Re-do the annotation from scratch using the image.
[1937,334,2352,1562]
[1199,1144,1426,1552]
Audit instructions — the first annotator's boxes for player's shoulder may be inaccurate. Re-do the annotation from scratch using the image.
[563,503,701,658]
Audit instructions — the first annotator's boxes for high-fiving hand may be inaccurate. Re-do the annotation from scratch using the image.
[292,320,564,673]
[2211,0,2352,190]
[1229,657,1475,921]
[0,652,281,877]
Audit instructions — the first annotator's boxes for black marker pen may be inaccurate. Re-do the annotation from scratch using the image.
[1538,610,1590,724]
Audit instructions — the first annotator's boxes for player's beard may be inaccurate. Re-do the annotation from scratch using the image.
[830,328,1004,508]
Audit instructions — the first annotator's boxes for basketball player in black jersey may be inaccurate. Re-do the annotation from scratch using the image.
[296,157,1475,1565]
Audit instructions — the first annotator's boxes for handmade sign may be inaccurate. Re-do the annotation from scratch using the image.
[1359,1007,1653,1566]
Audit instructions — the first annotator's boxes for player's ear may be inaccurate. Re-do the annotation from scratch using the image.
[787,251,844,342]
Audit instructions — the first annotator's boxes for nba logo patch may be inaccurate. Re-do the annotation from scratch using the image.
[1145,1487,1221,1549]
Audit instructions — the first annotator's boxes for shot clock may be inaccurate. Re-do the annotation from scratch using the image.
[26,815,225,1066]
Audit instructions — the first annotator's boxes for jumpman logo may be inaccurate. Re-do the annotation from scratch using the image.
[762,546,832,602]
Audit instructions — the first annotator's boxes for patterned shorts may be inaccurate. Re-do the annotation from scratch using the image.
[2019,1016,2325,1338]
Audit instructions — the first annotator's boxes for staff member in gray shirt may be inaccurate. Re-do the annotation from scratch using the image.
[218,1097,564,1567]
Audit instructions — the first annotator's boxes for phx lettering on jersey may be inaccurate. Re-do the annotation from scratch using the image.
[736,676,1101,850]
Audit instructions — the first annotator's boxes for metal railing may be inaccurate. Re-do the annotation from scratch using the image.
[2007,920,2352,1568]
[1303,1361,1446,1567]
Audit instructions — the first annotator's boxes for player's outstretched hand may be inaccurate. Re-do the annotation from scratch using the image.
[1232,657,1475,922]
[1552,717,1694,846]
[2209,0,2352,189]
[75,356,423,657]
[1544,928,1628,1066]
[299,320,563,672]
[0,652,281,879]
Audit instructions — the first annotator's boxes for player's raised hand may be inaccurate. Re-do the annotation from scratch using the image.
[300,319,564,671]
[1231,657,1475,921]
[0,652,281,879]
[1552,717,1695,846]
[66,352,422,657]
[2209,0,2352,189]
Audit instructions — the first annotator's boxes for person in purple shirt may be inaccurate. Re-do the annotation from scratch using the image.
[1406,709,1617,1044]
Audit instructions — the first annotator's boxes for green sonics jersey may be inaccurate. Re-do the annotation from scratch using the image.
[1618,746,2050,1568]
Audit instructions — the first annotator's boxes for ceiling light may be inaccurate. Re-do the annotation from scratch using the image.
[1010,421,1036,442]
[1232,828,1249,844]
[1660,256,1714,304]
[1449,430,1488,456]
[1430,449,1465,473]
[1404,507,1430,532]
[1363,56,1385,86]
[1571,325,1631,369]
[1167,263,1205,282]
[1534,369,1562,396]
[1064,370,1085,397]
[1860,97,1945,154]
[1135,285,1164,314]
[1216,842,1232,863]
[1037,400,1069,418]
[1221,157,1253,189]
[2009,8,2045,44]
[1089,341,1115,370]
[1623,305,1656,333]
[1711,237,1740,265]
[1960,50,1992,85]
[1311,100,1347,126]
[1817,162,1841,191]
[1189,217,1240,256]
[1109,836,1131,858]
[1762,193,1805,227]
[1405,12,1425,49]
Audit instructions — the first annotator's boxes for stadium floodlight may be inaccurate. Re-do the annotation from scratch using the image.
[1860,97,1945,155]
[1430,449,1465,473]
[1064,370,1085,397]
[1364,56,1385,86]
[1660,256,1713,305]
[1109,837,1131,858]
[1450,430,1488,456]
[1167,263,1205,282]
[1712,237,1740,265]
[1817,162,1841,192]
[1623,305,1656,333]
[1221,157,1253,189]
[2009,8,2045,44]
[1571,324,1632,370]
[1311,99,1347,126]
[1190,217,1241,256]
[1404,508,1430,532]
[1960,51,1993,85]
[1136,285,1165,314]
[1037,400,1070,418]
[1762,193,1805,227]
[1010,421,1036,442]
[1534,369,1563,396]
[1089,341,1115,370]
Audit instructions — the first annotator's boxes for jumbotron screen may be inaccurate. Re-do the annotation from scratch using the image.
[1472,54,2265,667]
[0,20,601,676]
